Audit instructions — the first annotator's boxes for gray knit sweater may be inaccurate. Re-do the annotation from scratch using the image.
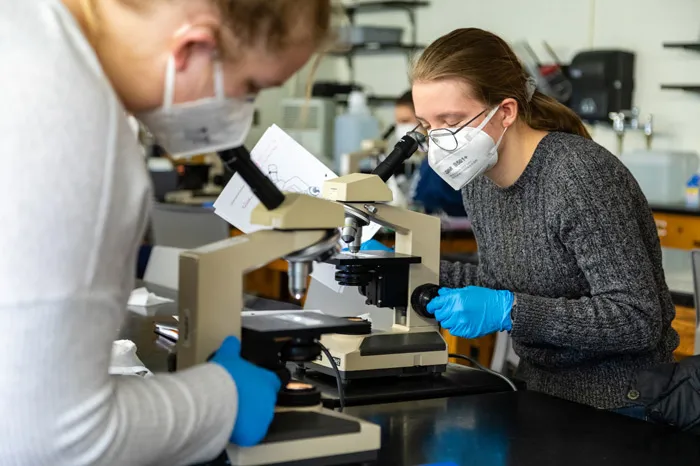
[440,132,679,409]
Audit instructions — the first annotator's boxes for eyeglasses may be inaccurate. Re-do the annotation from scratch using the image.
[397,123,430,152]
[427,109,487,152]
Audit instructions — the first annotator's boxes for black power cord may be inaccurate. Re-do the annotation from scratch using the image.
[449,353,518,392]
[318,342,345,412]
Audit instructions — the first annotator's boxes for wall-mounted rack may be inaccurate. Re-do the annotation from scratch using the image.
[332,1,429,104]
[660,43,700,92]
[663,42,700,52]
[660,84,700,93]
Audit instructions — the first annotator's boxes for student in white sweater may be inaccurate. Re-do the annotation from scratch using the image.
[0,0,333,464]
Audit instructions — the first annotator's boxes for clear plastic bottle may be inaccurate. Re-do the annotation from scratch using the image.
[333,91,380,173]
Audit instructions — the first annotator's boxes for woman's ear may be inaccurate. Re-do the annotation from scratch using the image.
[500,98,518,129]
[172,25,218,71]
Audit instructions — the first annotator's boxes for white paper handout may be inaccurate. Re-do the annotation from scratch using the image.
[213,124,382,242]
[213,125,383,293]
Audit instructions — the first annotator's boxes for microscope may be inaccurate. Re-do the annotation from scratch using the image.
[175,147,380,465]
[305,133,449,381]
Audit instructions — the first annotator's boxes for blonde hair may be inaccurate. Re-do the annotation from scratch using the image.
[412,28,591,139]
[81,0,335,56]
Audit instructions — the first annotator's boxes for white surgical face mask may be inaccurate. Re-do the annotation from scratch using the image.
[428,106,506,190]
[136,56,255,159]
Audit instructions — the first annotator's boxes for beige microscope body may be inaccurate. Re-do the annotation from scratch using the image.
[177,193,343,369]
[309,173,449,379]
[176,192,381,465]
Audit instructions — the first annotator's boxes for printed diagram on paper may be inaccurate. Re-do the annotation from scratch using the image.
[213,124,336,233]
[267,164,321,197]
[214,124,380,242]
[213,124,382,293]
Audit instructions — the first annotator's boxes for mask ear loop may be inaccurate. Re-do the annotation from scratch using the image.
[474,106,500,133]
[213,60,225,99]
[162,56,177,111]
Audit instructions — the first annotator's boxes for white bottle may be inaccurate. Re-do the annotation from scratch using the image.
[333,91,380,173]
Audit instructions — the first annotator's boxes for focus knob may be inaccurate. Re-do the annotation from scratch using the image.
[411,283,440,319]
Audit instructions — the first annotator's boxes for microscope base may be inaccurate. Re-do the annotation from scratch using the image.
[226,409,380,466]
[307,330,448,381]
[308,360,447,381]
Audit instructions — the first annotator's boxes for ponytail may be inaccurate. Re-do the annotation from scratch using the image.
[412,28,592,140]
[524,91,591,139]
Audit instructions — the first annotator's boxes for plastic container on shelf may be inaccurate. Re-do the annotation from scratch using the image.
[333,91,380,173]
[619,149,699,204]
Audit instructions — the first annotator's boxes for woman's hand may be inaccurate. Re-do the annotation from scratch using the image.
[210,336,281,447]
[426,286,514,339]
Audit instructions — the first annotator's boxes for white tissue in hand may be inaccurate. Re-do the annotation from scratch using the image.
[109,340,153,377]
[128,287,173,306]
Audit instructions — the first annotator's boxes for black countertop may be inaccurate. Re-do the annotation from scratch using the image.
[649,203,700,216]
[346,391,700,466]
[122,287,700,466]
[290,364,522,409]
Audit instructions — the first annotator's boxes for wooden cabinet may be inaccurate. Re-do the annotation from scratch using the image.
[654,212,700,250]
[651,208,699,360]
[673,306,697,360]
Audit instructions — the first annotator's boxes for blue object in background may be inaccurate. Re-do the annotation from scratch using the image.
[360,239,392,251]
[686,173,700,207]
[413,158,467,217]
[341,239,393,252]
[136,245,153,279]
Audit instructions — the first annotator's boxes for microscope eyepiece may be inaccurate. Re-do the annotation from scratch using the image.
[372,133,421,182]
[218,146,285,210]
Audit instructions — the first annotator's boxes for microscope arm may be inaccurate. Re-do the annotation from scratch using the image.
[327,132,425,252]
[178,229,330,369]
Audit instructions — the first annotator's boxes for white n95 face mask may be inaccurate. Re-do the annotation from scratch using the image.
[428,106,506,190]
[136,56,255,159]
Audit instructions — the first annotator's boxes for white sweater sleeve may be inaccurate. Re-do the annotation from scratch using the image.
[0,2,237,464]
[0,298,237,466]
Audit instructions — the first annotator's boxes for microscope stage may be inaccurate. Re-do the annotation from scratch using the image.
[327,250,421,266]
[242,310,371,339]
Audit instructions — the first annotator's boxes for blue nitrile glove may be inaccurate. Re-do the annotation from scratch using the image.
[342,239,393,252]
[360,239,392,251]
[210,336,281,447]
[426,286,514,339]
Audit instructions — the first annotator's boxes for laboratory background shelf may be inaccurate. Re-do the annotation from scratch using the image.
[660,41,700,93]
[663,42,700,52]
[335,1,430,86]
[329,43,425,57]
[335,94,399,107]
[660,84,700,93]
[344,1,429,15]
